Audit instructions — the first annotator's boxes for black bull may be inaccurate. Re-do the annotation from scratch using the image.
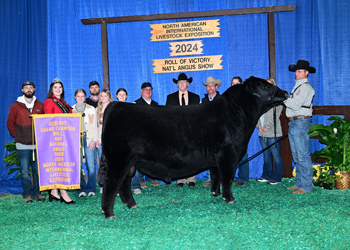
[100,76,288,219]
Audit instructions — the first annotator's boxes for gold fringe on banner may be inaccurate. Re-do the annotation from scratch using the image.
[40,184,81,191]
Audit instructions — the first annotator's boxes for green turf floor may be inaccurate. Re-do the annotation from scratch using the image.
[1,178,350,249]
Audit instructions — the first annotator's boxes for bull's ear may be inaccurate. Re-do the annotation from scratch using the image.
[246,76,257,90]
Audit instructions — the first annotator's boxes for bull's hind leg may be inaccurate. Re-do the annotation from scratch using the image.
[102,175,123,219]
[210,168,221,197]
[118,166,138,209]
[102,163,133,219]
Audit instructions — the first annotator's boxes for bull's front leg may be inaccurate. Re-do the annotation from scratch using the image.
[218,165,236,204]
[221,178,235,204]
[209,167,221,197]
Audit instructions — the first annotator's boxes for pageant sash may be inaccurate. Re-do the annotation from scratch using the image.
[32,114,81,190]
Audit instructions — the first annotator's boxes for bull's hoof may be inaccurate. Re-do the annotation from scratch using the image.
[105,215,117,220]
[101,209,105,214]
[223,198,236,204]
[130,205,138,209]
[211,191,221,197]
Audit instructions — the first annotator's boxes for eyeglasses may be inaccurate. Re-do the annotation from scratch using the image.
[23,86,34,90]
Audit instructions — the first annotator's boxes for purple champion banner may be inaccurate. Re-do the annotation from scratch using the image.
[32,114,82,191]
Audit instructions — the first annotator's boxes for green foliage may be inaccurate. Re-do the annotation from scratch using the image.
[309,116,350,171]
[312,164,341,190]
[3,142,20,179]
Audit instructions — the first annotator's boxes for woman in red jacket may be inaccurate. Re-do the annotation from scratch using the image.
[43,78,75,204]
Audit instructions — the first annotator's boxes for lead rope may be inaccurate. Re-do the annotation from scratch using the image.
[237,135,288,168]
[273,107,277,148]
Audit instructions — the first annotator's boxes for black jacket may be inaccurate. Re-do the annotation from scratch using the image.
[201,91,221,103]
[166,91,200,106]
[134,97,158,105]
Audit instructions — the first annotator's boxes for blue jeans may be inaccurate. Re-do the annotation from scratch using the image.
[96,144,102,161]
[17,149,40,198]
[207,170,211,181]
[288,118,313,192]
[237,151,249,183]
[131,170,153,190]
[259,136,284,182]
[78,136,97,193]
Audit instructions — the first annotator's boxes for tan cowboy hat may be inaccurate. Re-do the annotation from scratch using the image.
[202,76,221,87]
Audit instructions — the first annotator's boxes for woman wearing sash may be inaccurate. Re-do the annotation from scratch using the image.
[72,89,98,197]
[43,78,75,204]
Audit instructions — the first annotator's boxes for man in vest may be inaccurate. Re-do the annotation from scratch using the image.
[201,76,221,188]
[284,60,315,194]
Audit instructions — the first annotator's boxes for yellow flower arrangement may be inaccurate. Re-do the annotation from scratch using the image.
[312,164,342,189]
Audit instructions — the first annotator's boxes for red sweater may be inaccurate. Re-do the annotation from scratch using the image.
[43,95,72,114]
[7,100,44,145]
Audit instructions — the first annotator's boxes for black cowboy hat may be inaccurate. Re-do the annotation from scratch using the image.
[173,73,193,84]
[288,60,316,73]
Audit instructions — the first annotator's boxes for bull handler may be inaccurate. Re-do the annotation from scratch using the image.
[284,60,315,194]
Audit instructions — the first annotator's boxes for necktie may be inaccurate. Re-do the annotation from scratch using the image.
[182,93,185,106]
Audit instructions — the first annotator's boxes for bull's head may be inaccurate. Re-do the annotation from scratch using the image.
[245,76,288,111]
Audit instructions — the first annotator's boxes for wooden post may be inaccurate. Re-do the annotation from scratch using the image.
[267,13,276,81]
[101,23,109,90]
[280,107,293,177]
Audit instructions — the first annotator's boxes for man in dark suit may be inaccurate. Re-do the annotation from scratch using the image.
[132,82,160,194]
[166,73,200,187]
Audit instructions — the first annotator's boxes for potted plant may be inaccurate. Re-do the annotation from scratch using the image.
[309,116,350,190]
[312,164,341,189]
[3,142,21,179]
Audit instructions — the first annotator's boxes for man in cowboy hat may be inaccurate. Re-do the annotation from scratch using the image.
[201,76,222,187]
[284,60,315,194]
[166,73,200,187]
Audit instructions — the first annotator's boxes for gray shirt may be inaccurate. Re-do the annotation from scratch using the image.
[284,78,315,118]
[256,105,283,137]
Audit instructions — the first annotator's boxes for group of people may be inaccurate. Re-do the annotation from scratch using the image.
[6,59,316,203]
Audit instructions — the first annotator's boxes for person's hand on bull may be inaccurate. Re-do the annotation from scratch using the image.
[96,140,101,148]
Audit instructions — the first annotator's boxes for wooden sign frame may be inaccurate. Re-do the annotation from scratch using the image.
[81,5,296,177]
[81,5,296,89]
